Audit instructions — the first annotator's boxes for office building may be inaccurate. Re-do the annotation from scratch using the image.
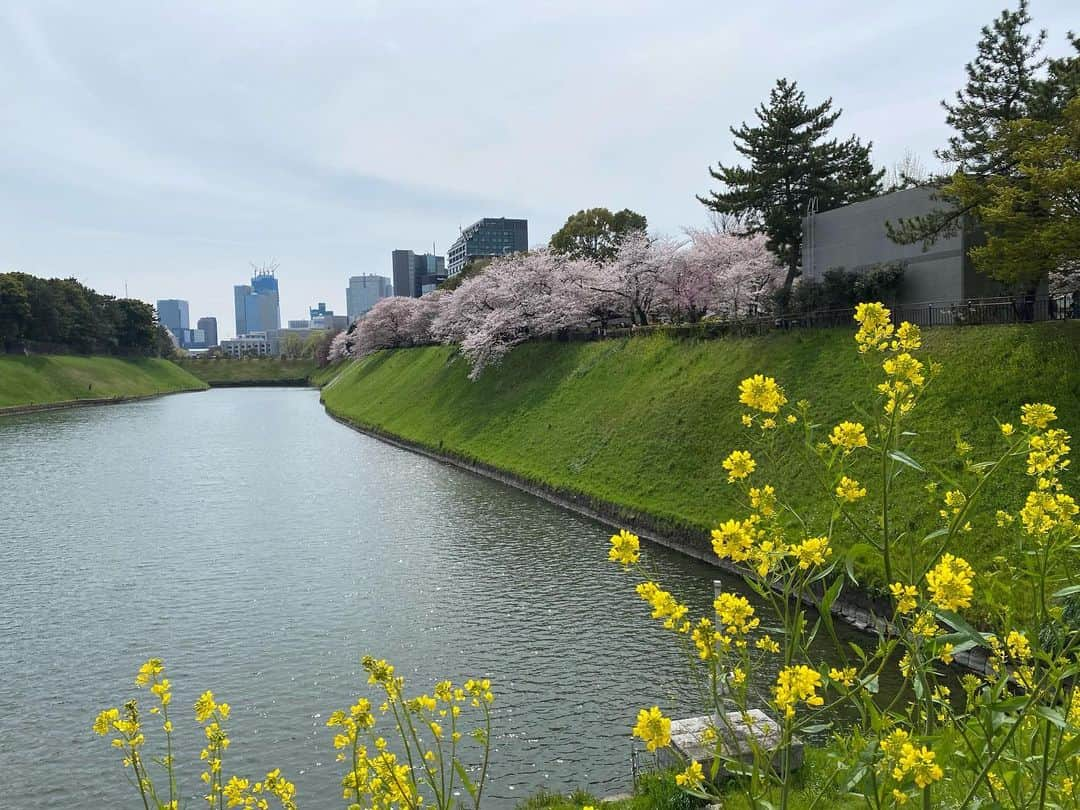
[346,274,393,321]
[220,332,271,358]
[197,317,218,348]
[156,299,190,334]
[234,269,281,337]
[392,251,446,298]
[447,218,528,275]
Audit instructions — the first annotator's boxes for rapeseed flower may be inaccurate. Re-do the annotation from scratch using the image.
[925,554,974,612]
[854,302,894,352]
[675,760,704,789]
[889,583,918,614]
[607,529,640,566]
[836,476,867,502]
[738,374,787,414]
[829,422,868,453]
[722,449,756,482]
[1020,403,1057,430]
[774,665,824,719]
[893,743,943,789]
[632,706,671,751]
[714,592,759,636]
[791,536,831,569]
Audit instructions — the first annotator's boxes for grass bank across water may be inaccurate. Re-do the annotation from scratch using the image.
[321,322,1080,621]
[177,358,319,386]
[0,355,207,412]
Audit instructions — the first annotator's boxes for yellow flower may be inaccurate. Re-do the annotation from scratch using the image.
[1000,422,1015,437]
[635,581,689,630]
[674,760,704,789]
[892,788,910,804]
[762,417,777,430]
[925,554,975,612]
[741,413,753,427]
[829,421,868,452]
[714,592,759,635]
[1020,403,1057,430]
[893,744,944,789]
[786,414,798,424]
[691,618,721,660]
[836,476,867,502]
[940,642,955,665]
[791,536,831,569]
[774,665,824,719]
[607,529,640,566]
[1005,630,1031,660]
[749,484,776,516]
[722,450,756,482]
[738,374,787,414]
[853,302,894,352]
[755,635,780,653]
[883,352,925,387]
[892,321,922,351]
[730,667,747,686]
[710,517,758,563]
[194,691,216,723]
[829,667,857,687]
[911,611,939,639]
[93,707,120,736]
[632,706,671,751]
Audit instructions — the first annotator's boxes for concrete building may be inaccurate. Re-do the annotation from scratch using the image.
[156,299,190,334]
[288,319,311,329]
[220,332,271,358]
[234,269,281,336]
[392,251,446,298]
[197,317,218,348]
[447,218,528,276]
[801,187,1009,304]
[346,274,393,321]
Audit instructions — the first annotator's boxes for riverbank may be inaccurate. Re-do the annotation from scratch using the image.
[0,355,207,413]
[321,321,1080,622]
[177,358,319,386]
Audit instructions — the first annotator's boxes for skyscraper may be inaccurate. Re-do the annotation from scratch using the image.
[197,317,218,347]
[233,269,281,336]
[447,218,528,275]
[346,274,393,321]
[156,299,190,334]
[391,251,445,298]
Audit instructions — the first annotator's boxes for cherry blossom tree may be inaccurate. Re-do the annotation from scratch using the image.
[684,229,784,318]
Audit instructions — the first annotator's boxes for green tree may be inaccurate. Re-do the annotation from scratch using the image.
[0,274,31,348]
[699,78,882,300]
[549,207,648,261]
[888,5,1079,289]
[952,95,1080,288]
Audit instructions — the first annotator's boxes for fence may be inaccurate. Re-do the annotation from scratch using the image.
[567,292,1079,344]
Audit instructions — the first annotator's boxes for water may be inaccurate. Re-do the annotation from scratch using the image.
[0,388,848,808]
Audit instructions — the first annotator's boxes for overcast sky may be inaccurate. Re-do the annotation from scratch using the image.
[2,1,1076,336]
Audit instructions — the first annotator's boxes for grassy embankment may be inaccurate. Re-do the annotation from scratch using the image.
[0,355,207,411]
[177,358,319,386]
[321,322,1079,621]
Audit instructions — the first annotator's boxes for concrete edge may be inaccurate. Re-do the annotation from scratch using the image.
[322,404,994,676]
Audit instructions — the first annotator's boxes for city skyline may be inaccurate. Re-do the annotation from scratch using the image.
[3,2,1078,335]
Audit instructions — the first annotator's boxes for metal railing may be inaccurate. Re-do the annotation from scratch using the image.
[556,293,1079,344]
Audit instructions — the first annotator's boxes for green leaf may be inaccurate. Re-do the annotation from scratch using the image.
[1034,706,1068,729]
[1052,584,1080,599]
[453,761,478,800]
[888,450,926,472]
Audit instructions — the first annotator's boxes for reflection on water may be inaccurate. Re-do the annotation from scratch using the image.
[0,388,872,808]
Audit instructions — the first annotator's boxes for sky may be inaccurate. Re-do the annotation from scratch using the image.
[2,1,1077,337]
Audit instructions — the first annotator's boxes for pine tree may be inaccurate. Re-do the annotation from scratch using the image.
[938,0,1047,175]
[889,2,1049,249]
[698,78,882,301]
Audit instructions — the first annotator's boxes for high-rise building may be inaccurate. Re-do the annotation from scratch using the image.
[392,251,446,298]
[346,274,393,321]
[233,269,281,337]
[197,317,218,348]
[156,299,190,334]
[447,218,528,275]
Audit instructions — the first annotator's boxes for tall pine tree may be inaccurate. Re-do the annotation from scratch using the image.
[698,78,882,301]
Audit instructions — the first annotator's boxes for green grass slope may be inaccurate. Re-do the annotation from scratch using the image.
[322,323,1079,615]
[0,355,207,409]
[177,358,318,385]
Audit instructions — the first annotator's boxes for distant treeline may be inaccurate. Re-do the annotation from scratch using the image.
[0,272,172,356]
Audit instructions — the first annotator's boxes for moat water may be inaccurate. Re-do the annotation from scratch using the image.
[0,387,860,808]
